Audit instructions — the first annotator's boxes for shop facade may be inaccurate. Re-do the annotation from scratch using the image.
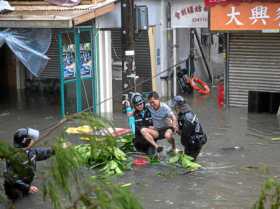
[210,1,280,112]
[170,0,225,96]
[0,0,117,117]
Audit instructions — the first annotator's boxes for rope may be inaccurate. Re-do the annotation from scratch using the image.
[97,58,189,107]
[32,58,190,145]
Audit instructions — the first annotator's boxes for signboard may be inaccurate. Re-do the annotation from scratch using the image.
[171,0,208,28]
[205,0,280,7]
[211,2,280,31]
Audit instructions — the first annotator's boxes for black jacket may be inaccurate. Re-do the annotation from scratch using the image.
[178,111,207,146]
[134,108,153,135]
[4,147,54,193]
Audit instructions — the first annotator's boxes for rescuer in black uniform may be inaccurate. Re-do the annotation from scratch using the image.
[171,96,207,160]
[3,128,54,201]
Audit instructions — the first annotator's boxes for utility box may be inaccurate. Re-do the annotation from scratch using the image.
[135,5,148,33]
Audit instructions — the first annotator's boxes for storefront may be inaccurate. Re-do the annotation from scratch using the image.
[0,0,117,117]
[210,1,280,112]
[170,0,224,96]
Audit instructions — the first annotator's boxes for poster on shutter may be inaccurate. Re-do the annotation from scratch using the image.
[63,43,92,79]
[63,44,75,79]
[80,43,92,78]
[171,0,208,28]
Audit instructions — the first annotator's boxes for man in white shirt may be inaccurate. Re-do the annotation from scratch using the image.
[140,91,178,153]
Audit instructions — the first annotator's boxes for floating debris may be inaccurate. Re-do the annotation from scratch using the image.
[0,112,10,117]
[221,146,244,151]
[272,137,280,141]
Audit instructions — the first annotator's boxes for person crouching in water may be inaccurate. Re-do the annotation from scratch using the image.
[171,96,207,160]
[123,93,162,155]
[3,128,54,201]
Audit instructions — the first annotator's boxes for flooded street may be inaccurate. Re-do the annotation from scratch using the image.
[1,90,280,209]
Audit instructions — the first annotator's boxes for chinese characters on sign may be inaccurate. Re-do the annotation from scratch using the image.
[205,0,280,7]
[211,2,280,30]
[171,0,208,28]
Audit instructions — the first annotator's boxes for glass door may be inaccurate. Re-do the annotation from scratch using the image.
[58,27,97,117]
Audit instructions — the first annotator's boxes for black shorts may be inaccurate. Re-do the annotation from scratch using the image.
[133,135,155,154]
[155,127,174,140]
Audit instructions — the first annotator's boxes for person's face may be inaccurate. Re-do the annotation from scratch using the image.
[175,106,181,113]
[149,97,160,110]
[135,102,144,111]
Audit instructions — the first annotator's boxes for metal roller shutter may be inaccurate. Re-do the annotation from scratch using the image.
[111,29,152,92]
[41,32,60,79]
[228,32,280,107]
[135,31,152,92]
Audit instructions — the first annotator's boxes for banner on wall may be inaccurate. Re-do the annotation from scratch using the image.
[171,0,208,28]
[210,2,280,31]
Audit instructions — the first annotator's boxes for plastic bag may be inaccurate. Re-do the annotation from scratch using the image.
[47,0,80,7]
[0,0,15,13]
[0,29,52,76]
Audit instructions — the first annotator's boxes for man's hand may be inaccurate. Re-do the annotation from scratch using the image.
[171,114,179,133]
[29,185,39,193]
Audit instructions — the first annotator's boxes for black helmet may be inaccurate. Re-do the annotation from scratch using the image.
[132,94,145,107]
[170,95,186,107]
[13,128,40,148]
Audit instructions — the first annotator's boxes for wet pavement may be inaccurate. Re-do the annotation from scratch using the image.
[0,90,280,209]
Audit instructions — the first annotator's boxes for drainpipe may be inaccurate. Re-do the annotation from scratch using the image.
[160,0,168,97]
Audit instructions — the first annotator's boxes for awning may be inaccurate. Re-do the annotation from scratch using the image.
[0,0,117,28]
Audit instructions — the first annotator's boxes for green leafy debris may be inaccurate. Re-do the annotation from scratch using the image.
[252,178,280,209]
[167,153,201,171]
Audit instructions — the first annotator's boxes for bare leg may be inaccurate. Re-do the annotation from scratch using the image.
[164,129,176,150]
[140,128,159,149]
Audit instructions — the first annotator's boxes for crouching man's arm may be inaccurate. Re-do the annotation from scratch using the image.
[15,180,38,193]
[34,147,55,161]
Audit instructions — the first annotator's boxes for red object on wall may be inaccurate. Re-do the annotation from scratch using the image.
[217,82,224,108]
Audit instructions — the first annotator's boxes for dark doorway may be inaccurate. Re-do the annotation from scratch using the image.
[248,91,280,114]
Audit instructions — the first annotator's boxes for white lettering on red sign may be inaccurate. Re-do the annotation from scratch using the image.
[249,6,270,25]
[226,6,244,25]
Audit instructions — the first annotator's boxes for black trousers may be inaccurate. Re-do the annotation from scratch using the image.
[183,143,202,161]
[133,134,155,155]
[181,134,206,161]
[4,181,28,201]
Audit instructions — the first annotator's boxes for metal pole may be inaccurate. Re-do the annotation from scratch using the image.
[173,28,177,97]
[160,0,168,97]
[121,0,136,94]
[74,28,82,112]
[58,32,65,118]
[192,28,213,83]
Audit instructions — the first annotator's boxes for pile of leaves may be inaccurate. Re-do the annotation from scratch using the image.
[74,139,130,176]
[168,152,201,171]
[67,113,135,176]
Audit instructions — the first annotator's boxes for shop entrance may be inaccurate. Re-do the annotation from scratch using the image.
[58,27,98,117]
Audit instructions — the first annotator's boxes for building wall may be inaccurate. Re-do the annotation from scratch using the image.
[2,45,17,90]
